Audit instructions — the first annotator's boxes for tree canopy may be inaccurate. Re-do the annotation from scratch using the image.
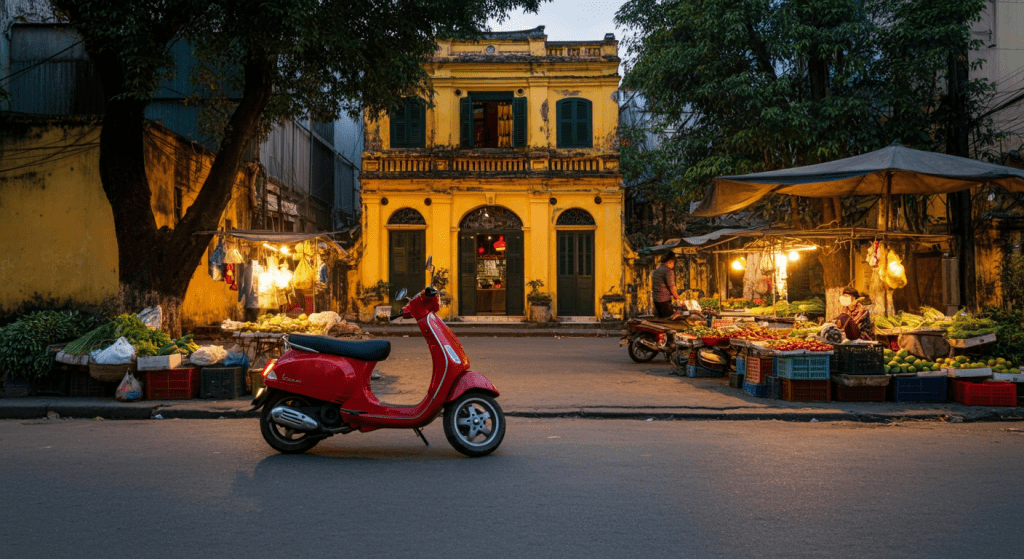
[615,0,994,238]
[47,0,540,333]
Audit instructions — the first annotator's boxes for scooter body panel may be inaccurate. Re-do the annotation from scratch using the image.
[265,350,372,404]
[445,370,499,403]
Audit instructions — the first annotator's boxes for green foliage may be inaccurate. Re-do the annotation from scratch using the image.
[0,311,95,380]
[977,306,1024,366]
[615,0,996,225]
[526,279,550,304]
[998,253,1024,309]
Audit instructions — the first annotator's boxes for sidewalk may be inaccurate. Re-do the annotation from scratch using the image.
[2,372,1020,423]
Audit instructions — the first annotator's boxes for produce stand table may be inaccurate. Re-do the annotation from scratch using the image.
[232,332,286,367]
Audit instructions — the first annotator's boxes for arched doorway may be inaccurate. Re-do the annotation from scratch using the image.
[458,206,524,316]
[387,208,426,313]
[556,208,596,316]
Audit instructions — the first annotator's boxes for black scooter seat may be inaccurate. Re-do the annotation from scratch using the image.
[287,333,391,362]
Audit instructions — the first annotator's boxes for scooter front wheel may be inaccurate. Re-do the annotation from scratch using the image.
[260,392,321,454]
[443,393,505,457]
[627,337,658,363]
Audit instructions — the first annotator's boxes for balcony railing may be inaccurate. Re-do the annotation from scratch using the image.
[363,154,617,175]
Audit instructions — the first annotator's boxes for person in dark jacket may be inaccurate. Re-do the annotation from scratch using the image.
[651,252,681,318]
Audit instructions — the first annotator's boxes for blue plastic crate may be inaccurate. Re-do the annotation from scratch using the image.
[891,376,948,403]
[736,354,746,375]
[776,355,830,380]
[743,380,771,398]
[688,364,726,378]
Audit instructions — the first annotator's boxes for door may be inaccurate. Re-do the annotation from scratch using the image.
[504,231,524,316]
[388,231,425,313]
[458,233,477,316]
[557,231,594,316]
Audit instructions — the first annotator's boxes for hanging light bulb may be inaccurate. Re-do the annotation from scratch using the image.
[788,250,799,261]
[731,257,745,271]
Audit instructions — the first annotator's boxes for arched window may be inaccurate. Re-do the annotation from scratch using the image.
[460,206,523,230]
[556,208,596,226]
[387,207,426,225]
[556,98,593,148]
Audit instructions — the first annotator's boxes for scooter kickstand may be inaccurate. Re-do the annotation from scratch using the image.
[413,427,430,446]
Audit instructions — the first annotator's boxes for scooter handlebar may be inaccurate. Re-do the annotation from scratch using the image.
[389,308,404,321]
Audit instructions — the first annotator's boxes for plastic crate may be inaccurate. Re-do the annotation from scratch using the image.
[3,377,32,398]
[729,372,745,388]
[776,355,830,380]
[890,376,947,403]
[736,354,746,375]
[831,344,885,375]
[743,381,770,398]
[687,364,726,378]
[69,369,110,397]
[954,380,1016,407]
[143,368,199,400]
[833,383,886,402]
[201,367,246,399]
[746,356,774,384]
[782,379,831,402]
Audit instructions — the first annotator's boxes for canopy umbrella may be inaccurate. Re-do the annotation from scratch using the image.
[692,142,1024,217]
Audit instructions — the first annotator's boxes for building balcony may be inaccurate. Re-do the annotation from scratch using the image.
[361,151,620,178]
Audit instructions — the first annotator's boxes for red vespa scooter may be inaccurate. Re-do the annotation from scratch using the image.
[250,256,505,457]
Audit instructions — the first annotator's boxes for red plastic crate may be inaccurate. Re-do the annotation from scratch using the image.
[746,356,774,384]
[143,368,200,400]
[954,380,1017,407]
[782,379,831,402]
[833,383,886,402]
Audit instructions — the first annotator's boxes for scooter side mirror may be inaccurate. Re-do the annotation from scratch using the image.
[395,288,408,301]
[425,255,434,272]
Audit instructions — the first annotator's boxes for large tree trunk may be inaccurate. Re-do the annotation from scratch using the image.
[819,198,851,321]
[90,44,275,336]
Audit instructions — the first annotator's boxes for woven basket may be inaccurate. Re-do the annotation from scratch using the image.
[88,360,137,383]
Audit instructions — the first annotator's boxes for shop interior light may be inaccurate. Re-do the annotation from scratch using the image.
[279,245,290,255]
[262,243,278,252]
[731,258,745,271]
[494,235,506,252]
[788,250,799,261]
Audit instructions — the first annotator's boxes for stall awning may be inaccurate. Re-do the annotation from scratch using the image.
[203,230,350,257]
[693,142,1024,217]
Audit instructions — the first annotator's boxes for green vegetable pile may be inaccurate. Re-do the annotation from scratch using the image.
[746,297,824,317]
[946,313,997,339]
[0,310,94,380]
[977,307,1024,366]
[64,313,175,356]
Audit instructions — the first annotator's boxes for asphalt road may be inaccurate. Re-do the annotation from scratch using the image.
[2,417,1022,559]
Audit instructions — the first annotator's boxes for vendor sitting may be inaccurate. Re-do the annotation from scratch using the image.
[836,287,874,341]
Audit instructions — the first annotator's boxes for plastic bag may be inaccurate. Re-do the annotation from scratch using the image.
[137,306,162,329]
[224,351,251,369]
[293,257,315,290]
[209,237,225,281]
[90,337,136,365]
[116,372,143,402]
[190,345,228,366]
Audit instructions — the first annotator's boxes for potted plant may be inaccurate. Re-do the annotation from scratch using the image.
[526,279,552,322]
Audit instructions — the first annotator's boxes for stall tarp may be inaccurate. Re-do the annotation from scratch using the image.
[693,142,1024,216]
[218,230,349,256]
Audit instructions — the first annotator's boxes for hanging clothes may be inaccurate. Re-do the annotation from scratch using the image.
[225,264,238,291]
[208,237,226,281]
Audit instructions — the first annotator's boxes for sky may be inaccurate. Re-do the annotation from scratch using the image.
[488,0,628,43]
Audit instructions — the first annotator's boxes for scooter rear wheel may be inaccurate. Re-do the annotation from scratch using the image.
[443,393,505,457]
[627,338,658,363]
[260,392,321,454]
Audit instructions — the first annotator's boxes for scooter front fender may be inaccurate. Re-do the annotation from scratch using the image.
[445,370,499,403]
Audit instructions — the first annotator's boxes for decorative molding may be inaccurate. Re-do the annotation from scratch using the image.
[460,206,523,230]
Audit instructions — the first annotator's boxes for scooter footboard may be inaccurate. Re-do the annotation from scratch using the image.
[446,370,499,403]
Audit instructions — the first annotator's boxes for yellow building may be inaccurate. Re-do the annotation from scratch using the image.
[359,27,624,321]
[0,114,252,329]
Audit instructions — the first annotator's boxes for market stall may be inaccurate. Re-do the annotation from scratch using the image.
[654,143,1024,406]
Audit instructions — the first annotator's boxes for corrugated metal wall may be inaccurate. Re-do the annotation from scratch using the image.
[9,25,104,114]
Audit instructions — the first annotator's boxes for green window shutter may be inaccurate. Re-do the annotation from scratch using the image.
[556,99,572,148]
[460,97,473,148]
[576,99,592,148]
[391,104,407,148]
[556,98,593,148]
[409,100,425,148]
[512,97,527,147]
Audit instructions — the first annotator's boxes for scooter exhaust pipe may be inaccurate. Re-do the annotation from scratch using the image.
[270,406,320,432]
